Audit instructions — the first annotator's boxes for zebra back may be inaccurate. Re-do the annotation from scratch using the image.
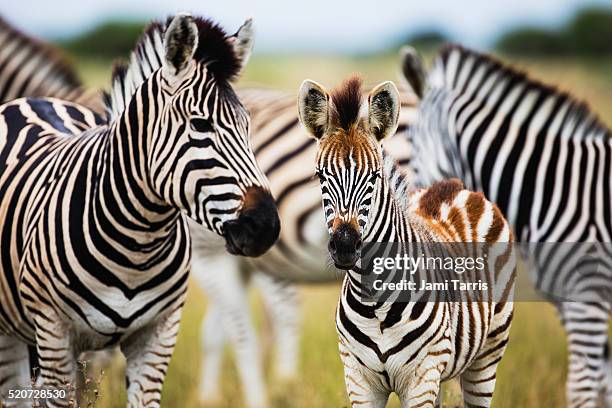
[0,16,104,112]
[413,44,612,243]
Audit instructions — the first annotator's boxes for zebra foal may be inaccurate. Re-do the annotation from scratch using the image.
[0,13,279,407]
[298,75,515,407]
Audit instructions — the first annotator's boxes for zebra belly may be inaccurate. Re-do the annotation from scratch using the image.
[75,288,188,352]
[18,259,190,350]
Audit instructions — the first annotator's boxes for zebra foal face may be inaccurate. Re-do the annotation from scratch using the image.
[152,14,280,257]
[298,76,400,269]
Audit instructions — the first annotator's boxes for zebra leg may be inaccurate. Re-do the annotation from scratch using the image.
[560,301,610,408]
[460,345,505,407]
[339,339,389,408]
[0,335,31,408]
[604,345,612,408]
[197,302,225,403]
[397,366,443,408]
[603,339,612,408]
[192,254,268,408]
[253,273,301,379]
[33,320,77,407]
[120,305,183,408]
[460,302,512,408]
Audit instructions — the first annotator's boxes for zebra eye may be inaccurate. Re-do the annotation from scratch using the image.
[370,170,381,182]
[190,118,215,133]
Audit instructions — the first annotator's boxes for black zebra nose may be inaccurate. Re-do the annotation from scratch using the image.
[329,223,362,270]
[223,186,280,257]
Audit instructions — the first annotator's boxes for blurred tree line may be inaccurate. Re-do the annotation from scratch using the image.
[395,6,612,58]
[60,21,145,59]
[495,7,612,56]
[59,6,612,59]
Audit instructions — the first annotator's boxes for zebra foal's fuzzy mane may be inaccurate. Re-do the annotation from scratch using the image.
[434,44,611,140]
[330,75,363,131]
[106,16,242,120]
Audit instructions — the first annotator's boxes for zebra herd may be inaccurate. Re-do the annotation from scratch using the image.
[0,10,609,408]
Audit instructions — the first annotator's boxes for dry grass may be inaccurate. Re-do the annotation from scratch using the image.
[92,284,566,408]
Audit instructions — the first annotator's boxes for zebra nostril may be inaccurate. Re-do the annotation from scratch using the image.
[329,239,337,253]
[355,239,363,251]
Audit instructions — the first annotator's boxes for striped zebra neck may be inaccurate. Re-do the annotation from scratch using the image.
[98,72,181,247]
[348,168,413,286]
[365,156,416,240]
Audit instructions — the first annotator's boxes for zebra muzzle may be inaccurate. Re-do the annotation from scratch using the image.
[222,186,280,257]
[328,222,362,270]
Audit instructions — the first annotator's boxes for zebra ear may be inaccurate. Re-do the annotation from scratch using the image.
[368,81,400,142]
[298,80,331,139]
[227,18,255,77]
[399,45,426,99]
[163,13,199,77]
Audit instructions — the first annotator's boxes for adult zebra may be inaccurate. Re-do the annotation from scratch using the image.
[297,75,515,407]
[0,16,102,111]
[0,12,279,408]
[403,44,612,407]
[191,86,417,407]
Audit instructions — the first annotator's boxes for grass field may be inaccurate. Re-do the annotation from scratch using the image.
[71,52,612,407]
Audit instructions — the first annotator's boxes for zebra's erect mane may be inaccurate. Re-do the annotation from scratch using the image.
[435,44,612,140]
[0,16,81,88]
[106,16,242,120]
[330,75,363,131]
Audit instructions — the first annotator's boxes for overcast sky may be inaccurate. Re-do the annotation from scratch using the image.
[4,0,612,53]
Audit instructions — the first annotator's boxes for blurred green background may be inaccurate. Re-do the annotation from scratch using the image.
[5,2,612,407]
[58,6,612,59]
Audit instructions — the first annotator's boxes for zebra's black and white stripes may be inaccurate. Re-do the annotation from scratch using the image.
[406,44,612,407]
[298,75,515,407]
[0,13,278,407]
